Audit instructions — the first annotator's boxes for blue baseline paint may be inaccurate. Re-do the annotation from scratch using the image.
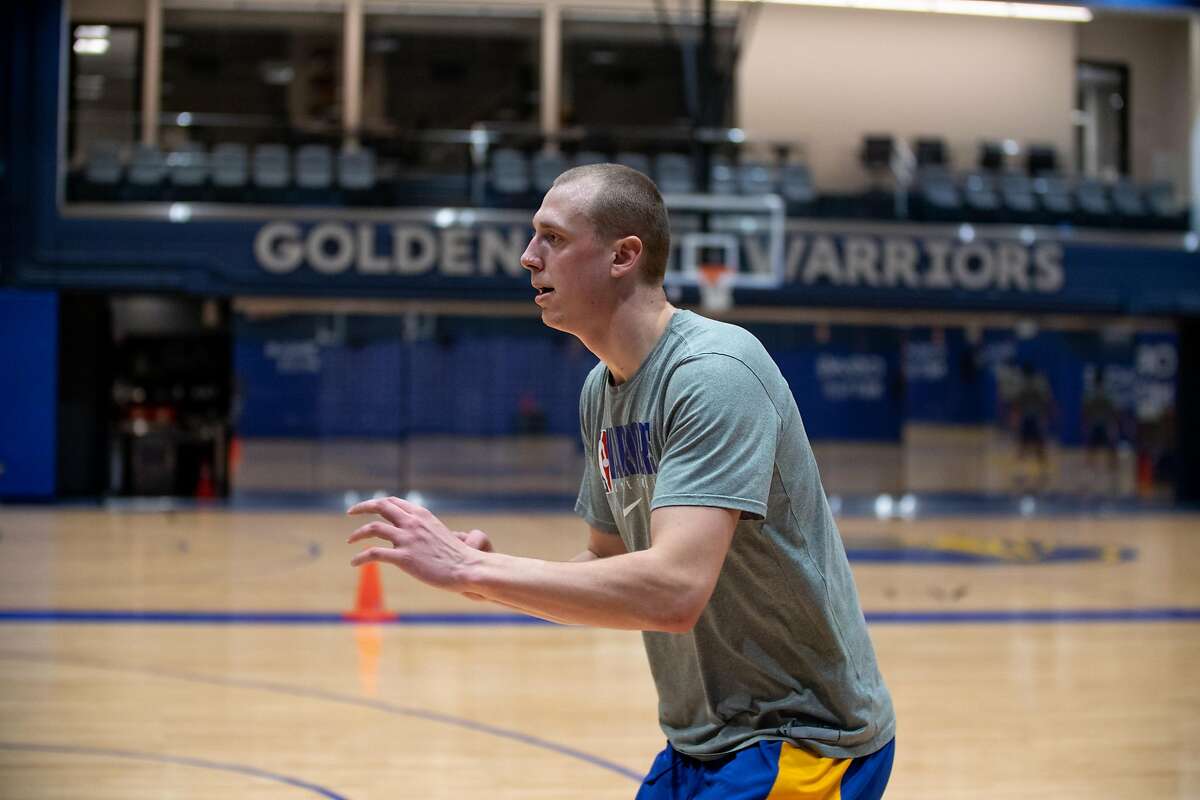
[867,608,1200,624]
[846,545,1137,565]
[0,649,644,783]
[1,607,1199,625]
[0,741,348,799]
[0,609,553,625]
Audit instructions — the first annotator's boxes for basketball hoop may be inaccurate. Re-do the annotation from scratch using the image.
[697,263,735,313]
[664,195,783,312]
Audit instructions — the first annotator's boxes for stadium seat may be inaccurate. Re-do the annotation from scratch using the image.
[916,166,961,220]
[532,150,567,193]
[253,144,291,202]
[615,151,652,176]
[338,147,375,190]
[710,155,737,195]
[211,143,249,195]
[1076,178,1113,224]
[1109,179,1147,220]
[167,143,210,200]
[338,147,377,205]
[1032,175,1074,220]
[489,148,531,199]
[998,172,1038,220]
[84,141,123,186]
[1145,182,1185,228]
[295,144,333,189]
[860,136,901,209]
[81,140,123,201]
[128,144,166,183]
[979,141,1006,172]
[1026,145,1058,177]
[654,153,694,194]
[737,161,776,195]
[860,135,895,172]
[126,144,167,201]
[961,171,1001,220]
[779,162,815,214]
[914,138,947,169]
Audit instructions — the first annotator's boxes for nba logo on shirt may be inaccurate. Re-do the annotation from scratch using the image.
[598,430,615,494]
[598,422,655,495]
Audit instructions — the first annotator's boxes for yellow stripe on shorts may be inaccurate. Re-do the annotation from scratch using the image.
[765,742,853,800]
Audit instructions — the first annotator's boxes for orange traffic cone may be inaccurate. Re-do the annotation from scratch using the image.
[195,461,216,499]
[1136,452,1154,497]
[344,562,396,622]
[228,435,242,478]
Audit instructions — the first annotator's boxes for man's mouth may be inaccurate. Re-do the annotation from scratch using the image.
[535,287,554,296]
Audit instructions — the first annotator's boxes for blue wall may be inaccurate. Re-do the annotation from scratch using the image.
[234,313,1178,446]
[235,315,598,439]
[0,289,58,498]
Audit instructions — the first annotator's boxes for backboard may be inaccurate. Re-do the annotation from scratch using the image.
[662,193,787,296]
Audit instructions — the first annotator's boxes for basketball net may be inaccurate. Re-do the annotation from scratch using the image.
[697,263,735,313]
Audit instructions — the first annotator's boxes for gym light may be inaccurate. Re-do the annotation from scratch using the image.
[74,25,110,38]
[73,38,110,55]
[733,0,1092,22]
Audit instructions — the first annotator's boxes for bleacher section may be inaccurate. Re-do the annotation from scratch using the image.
[67,136,1188,232]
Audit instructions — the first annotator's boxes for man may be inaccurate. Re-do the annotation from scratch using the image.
[1081,365,1121,495]
[346,164,895,798]
[1006,362,1056,491]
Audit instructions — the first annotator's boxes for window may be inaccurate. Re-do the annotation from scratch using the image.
[561,13,737,130]
[362,12,539,132]
[361,11,539,174]
[69,23,141,163]
[160,10,342,146]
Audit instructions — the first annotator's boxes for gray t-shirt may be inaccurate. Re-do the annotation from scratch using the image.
[575,310,895,760]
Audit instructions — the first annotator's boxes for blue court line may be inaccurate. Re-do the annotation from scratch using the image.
[0,609,553,624]
[865,608,1200,624]
[0,741,348,798]
[845,546,1137,564]
[1,607,1199,625]
[0,650,645,783]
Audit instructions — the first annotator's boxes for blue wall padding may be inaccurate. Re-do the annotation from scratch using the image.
[750,324,904,442]
[233,313,1176,445]
[0,289,58,497]
[234,314,597,439]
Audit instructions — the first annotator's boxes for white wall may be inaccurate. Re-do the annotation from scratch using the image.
[737,5,1077,191]
[1077,12,1190,185]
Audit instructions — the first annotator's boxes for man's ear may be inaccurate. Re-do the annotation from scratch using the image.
[611,235,644,279]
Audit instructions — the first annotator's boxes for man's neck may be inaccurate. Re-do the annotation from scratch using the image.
[582,291,676,385]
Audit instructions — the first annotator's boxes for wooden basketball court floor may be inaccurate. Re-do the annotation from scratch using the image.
[0,503,1197,798]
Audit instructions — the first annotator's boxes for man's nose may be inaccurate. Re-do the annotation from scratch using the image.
[520,240,541,272]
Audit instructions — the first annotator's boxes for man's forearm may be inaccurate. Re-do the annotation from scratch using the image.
[473,593,574,625]
[462,548,701,633]
[466,548,602,624]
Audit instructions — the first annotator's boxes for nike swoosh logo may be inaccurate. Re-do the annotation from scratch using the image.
[622,498,643,517]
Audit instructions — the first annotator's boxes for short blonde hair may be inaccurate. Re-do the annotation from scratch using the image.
[551,163,671,285]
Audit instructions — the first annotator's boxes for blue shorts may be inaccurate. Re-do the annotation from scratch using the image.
[635,738,894,800]
[1019,415,1045,446]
